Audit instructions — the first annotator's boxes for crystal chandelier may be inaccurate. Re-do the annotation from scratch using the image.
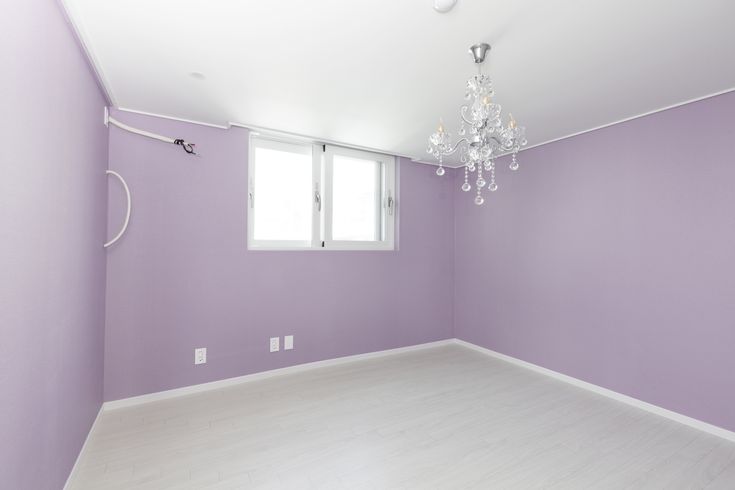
[427,43,527,205]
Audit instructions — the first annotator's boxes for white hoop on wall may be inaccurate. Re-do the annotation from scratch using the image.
[104,170,131,249]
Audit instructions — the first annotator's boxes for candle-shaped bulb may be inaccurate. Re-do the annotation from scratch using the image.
[482,95,492,106]
[437,118,445,133]
[508,113,517,129]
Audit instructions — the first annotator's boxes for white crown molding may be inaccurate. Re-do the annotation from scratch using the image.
[452,339,735,443]
[62,404,103,490]
[420,86,735,168]
[103,339,454,410]
[58,0,117,106]
[517,86,735,156]
[116,86,735,170]
[116,107,231,130]
[114,92,735,170]
[231,121,426,163]
[114,108,441,167]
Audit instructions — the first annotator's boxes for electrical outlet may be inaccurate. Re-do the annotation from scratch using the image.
[284,335,294,350]
[269,337,280,352]
[194,347,207,365]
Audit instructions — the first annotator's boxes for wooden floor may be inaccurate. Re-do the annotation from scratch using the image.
[69,344,735,489]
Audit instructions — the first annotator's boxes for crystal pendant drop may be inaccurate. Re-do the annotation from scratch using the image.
[474,195,484,205]
[436,166,445,176]
[510,153,519,171]
[489,182,498,192]
[461,182,471,192]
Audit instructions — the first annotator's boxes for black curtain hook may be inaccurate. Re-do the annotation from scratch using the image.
[173,139,196,155]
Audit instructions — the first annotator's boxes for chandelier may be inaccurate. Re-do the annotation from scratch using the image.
[427,43,527,205]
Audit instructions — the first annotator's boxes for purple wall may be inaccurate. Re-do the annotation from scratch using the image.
[454,91,735,431]
[1,5,730,486]
[0,1,109,489]
[104,110,455,401]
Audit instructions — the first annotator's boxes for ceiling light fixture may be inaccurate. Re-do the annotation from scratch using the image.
[427,43,527,205]
[433,0,457,13]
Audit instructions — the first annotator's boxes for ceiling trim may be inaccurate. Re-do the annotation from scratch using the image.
[58,0,117,106]
[431,86,735,168]
[115,107,441,167]
[228,122,434,165]
[116,85,735,169]
[517,86,735,157]
[117,107,231,130]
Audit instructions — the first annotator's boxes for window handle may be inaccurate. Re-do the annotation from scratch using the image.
[249,191,254,208]
[315,189,321,212]
[387,192,394,216]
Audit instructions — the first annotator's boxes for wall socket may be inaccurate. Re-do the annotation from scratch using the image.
[284,335,294,350]
[269,337,280,352]
[194,347,207,365]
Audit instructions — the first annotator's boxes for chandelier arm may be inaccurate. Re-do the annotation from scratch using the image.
[488,136,509,148]
[459,106,475,126]
[482,135,516,151]
[442,138,469,156]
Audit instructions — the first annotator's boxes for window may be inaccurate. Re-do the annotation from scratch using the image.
[249,139,314,247]
[248,135,396,250]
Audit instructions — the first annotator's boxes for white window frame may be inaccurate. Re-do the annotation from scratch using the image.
[247,134,396,251]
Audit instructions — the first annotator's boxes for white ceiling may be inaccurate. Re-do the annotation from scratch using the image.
[64,0,735,164]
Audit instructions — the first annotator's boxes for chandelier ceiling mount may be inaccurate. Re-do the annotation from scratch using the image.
[468,43,490,64]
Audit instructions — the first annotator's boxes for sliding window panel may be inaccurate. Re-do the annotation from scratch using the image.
[323,146,395,250]
[248,137,316,249]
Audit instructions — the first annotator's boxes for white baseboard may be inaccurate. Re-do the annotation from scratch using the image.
[452,338,735,443]
[103,339,454,410]
[99,337,735,443]
[63,404,104,490]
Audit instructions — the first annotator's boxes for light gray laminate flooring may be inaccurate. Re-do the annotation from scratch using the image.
[68,344,735,489]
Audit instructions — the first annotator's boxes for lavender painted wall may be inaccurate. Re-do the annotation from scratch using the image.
[104,110,454,401]
[0,1,109,488]
[454,91,735,431]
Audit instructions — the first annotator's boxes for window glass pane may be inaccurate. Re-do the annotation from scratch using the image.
[253,146,312,241]
[332,155,380,241]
